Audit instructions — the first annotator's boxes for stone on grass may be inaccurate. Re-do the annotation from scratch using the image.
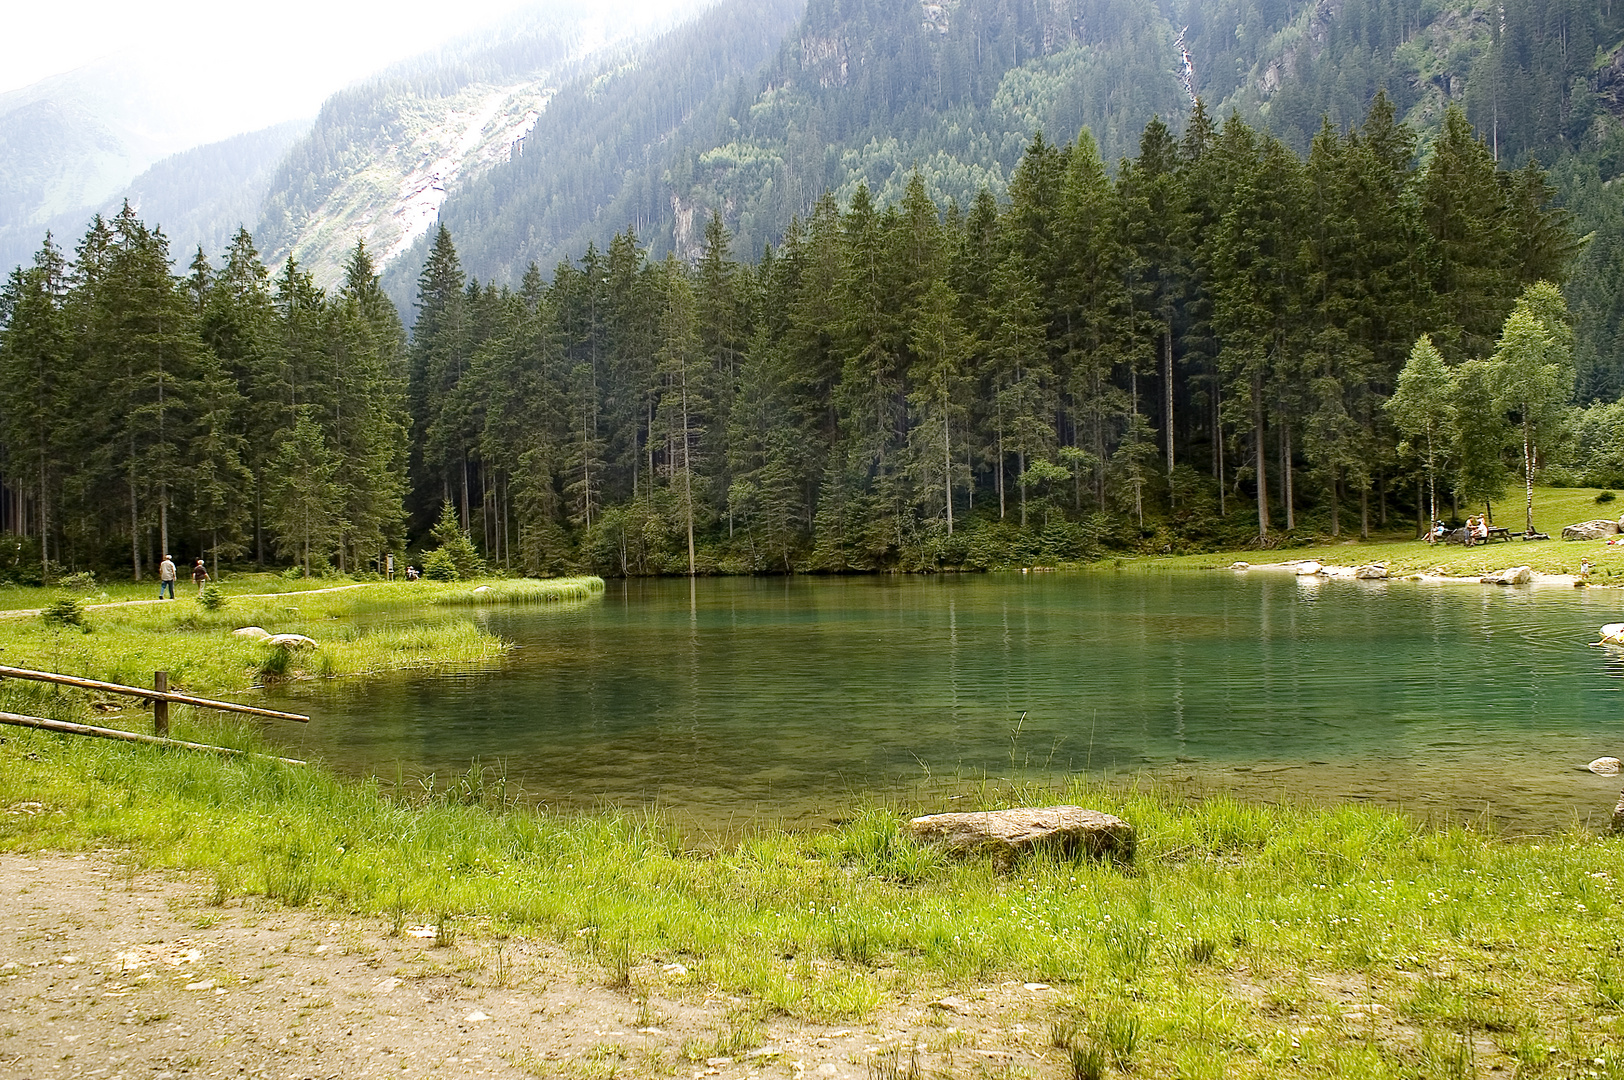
[1354,564,1389,580]
[1562,519,1621,541]
[231,626,271,640]
[1480,566,1532,586]
[1590,757,1623,776]
[905,805,1135,866]
[1294,561,1323,576]
[265,633,317,649]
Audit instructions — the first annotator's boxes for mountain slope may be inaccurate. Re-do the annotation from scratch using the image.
[117,122,311,261]
[385,0,1314,304]
[254,0,724,289]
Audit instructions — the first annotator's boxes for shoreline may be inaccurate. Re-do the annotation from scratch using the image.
[1229,557,1593,588]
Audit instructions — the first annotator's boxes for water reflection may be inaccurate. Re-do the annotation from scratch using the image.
[264,573,1624,832]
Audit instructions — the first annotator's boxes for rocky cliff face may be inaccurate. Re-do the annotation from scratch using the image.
[267,77,559,287]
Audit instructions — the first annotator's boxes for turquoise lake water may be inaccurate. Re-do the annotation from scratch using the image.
[266,572,1624,831]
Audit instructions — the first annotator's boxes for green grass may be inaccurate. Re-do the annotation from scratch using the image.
[0,570,381,612]
[4,726,1624,1076]
[0,576,604,695]
[431,576,605,606]
[1121,484,1624,580]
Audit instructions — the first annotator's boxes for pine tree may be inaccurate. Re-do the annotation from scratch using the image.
[908,278,972,533]
[409,225,471,527]
[0,236,70,579]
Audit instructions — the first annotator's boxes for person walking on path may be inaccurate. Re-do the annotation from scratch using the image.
[158,555,177,599]
[192,558,209,596]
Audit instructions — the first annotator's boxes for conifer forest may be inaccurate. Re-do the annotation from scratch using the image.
[0,100,1602,579]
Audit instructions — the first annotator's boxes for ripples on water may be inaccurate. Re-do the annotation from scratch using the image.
[267,573,1624,832]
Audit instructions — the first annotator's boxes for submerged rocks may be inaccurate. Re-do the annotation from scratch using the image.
[231,626,271,640]
[265,633,317,649]
[905,805,1135,866]
[1562,520,1621,541]
[1354,563,1389,580]
[1294,561,1324,576]
[1590,757,1623,776]
[1481,566,1533,585]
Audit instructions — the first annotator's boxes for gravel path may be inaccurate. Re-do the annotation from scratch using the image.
[0,850,1057,1079]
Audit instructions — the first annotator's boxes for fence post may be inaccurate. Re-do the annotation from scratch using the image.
[153,671,169,737]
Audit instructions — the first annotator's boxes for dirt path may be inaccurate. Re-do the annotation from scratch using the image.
[0,583,377,621]
[0,851,1058,1079]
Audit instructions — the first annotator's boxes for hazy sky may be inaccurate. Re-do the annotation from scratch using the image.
[2,1,551,93]
[1,1,686,134]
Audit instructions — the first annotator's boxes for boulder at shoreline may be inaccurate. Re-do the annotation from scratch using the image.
[905,806,1135,866]
[1481,566,1533,585]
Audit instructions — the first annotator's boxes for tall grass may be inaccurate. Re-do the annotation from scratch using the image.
[4,723,1624,1073]
[431,576,604,606]
[0,576,603,694]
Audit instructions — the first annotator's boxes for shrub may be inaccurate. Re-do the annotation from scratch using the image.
[58,570,97,591]
[281,565,306,581]
[198,583,226,610]
[41,594,89,630]
[1599,491,1617,504]
[421,548,459,581]
[429,502,485,580]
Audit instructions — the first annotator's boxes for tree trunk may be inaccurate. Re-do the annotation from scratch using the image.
[1360,484,1369,540]
[130,481,141,581]
[996,411,1005,520]
[1524,423,1535,536]
[682,362,695,577]
[1213,376,1225,517]
[1163,327,1174,479]
[1252,373,1269,538]
[1018,449,1027,528]
[1281,422,1294,531]
[1329,471,1339,537]
[943,392,953,536]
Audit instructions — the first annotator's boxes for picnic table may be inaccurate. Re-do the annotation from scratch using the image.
[1484,525,1514,542]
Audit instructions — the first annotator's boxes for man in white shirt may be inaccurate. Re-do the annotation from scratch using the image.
[158,555,177,599]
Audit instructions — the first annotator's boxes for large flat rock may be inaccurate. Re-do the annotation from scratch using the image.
[905,805,1135,865]
[1563,519,1621,541]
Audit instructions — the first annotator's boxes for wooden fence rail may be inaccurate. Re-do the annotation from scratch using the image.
[0,665,309,726]
[0,663,309,759]
[0,711,306,765]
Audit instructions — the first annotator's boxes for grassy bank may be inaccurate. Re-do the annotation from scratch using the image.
[1118,484,1624,581]
[0,576,604,695]
[2,728,1622,1076]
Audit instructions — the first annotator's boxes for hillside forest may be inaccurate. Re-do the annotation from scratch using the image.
[0,99,1605,581]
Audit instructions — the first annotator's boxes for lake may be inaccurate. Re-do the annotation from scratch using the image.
[266,571,1624,832]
